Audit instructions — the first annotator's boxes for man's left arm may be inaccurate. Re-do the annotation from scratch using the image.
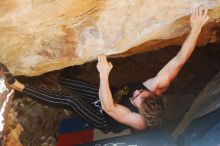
[144,6,209,94]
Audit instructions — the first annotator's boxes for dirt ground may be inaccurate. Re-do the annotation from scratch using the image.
[13,43,220,146]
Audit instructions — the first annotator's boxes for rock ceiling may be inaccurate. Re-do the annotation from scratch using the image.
[0,0,220,76]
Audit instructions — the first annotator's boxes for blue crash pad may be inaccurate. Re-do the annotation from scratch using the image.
[58,117,93,135]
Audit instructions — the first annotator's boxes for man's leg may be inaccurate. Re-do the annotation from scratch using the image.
[67,95,109,131]
[12,80,109,131]
[10,80,77,109]
[58,75,99,102]
[1,64,109,131]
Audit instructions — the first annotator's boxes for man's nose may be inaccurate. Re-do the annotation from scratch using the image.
[134,90,140,96]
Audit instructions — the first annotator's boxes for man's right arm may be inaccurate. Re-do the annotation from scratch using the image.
[97,54,146,130]
[99,75,146,130]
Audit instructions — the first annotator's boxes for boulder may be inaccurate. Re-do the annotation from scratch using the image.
[0,0,220,76]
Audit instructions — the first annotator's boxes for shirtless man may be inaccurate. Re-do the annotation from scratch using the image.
[0,6,209,133]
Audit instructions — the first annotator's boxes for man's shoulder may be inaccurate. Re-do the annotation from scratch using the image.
[143,77,166,96]
[143,78,157,91]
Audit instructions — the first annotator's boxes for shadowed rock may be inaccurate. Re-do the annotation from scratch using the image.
[172,71,220,139]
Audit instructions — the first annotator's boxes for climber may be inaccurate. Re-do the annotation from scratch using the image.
[0,6,209,133]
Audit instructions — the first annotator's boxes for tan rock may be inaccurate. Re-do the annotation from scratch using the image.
[0,0,220,76]
[0,82,23,146]
[4,111,23,146]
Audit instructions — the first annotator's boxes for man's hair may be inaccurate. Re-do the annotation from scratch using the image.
[138,91,164,127]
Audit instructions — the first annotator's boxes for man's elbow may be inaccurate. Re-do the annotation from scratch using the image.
[102,104,115,113]
[133,123,147,130]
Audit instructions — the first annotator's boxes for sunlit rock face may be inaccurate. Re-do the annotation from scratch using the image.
[0,79,23,146]
[0,0,220,76]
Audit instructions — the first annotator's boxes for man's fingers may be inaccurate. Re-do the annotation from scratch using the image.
[97,54,109,65]
[100,54,103,62]
[100,54,104,62]
[97,55,101,62]
[97,54,104,62]
[98,54,102,62]
[203,7,208,18]
[103,54,108,62]
[199,6,203,17]
[201,6,209,25]
[205,16,209,22]
[193,5,208,18]
[196,6,200,17]
[203,16,209,25]
[191,9,196,20]
[99,54,107,62]
[108,62,113,68]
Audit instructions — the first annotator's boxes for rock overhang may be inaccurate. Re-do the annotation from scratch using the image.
[0,0,220,76]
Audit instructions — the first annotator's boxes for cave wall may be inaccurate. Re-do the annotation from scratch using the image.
[0,0,220,76]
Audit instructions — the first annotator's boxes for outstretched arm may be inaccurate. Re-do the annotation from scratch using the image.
[97,54,146,130]
[143,6,209,95]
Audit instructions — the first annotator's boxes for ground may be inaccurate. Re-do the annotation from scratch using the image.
[13,43,220,146]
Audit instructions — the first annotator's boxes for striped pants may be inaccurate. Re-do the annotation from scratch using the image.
[22,75,110,132]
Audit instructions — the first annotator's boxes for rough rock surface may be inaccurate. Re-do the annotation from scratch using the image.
[0,83,23,146]
[0,0,220,76]
[3,110,23,146]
